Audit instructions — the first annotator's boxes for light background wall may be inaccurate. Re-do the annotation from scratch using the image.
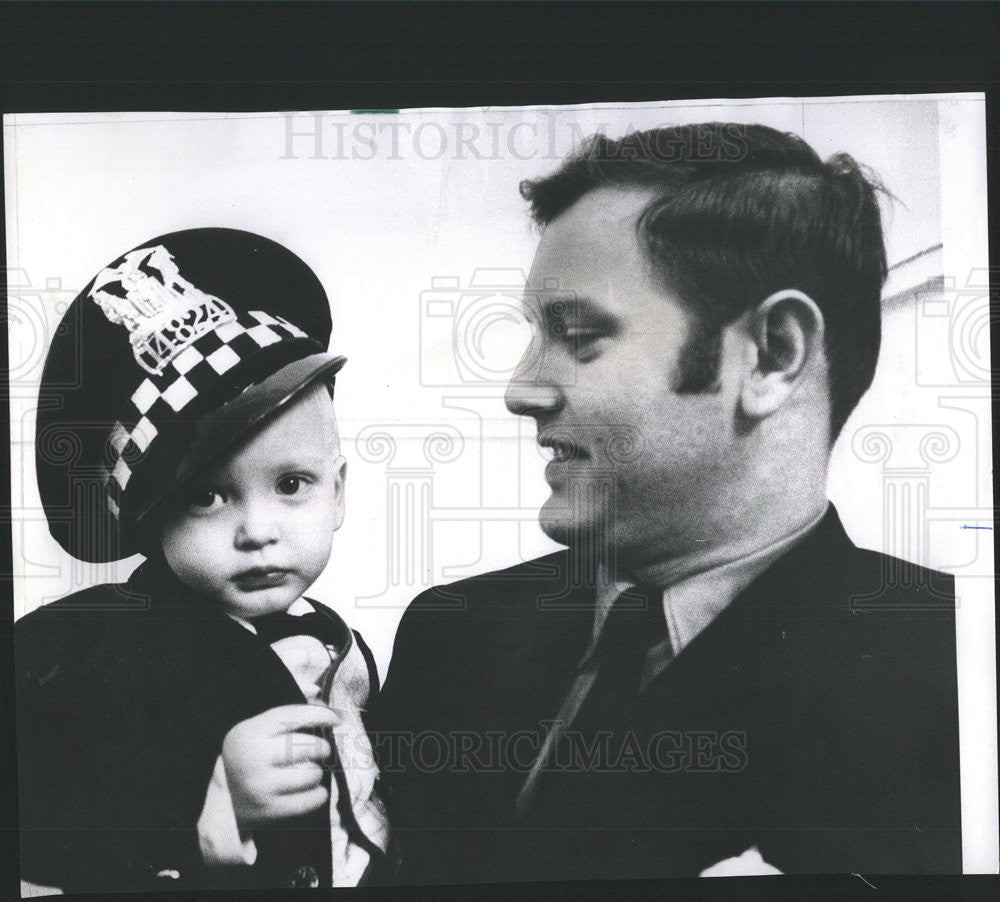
[5,95,995,870]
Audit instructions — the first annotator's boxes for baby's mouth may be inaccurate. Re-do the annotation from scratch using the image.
[232,567,290,590]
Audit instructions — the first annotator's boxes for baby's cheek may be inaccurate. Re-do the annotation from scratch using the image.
[303,525,336,570]
[163,523,223,590]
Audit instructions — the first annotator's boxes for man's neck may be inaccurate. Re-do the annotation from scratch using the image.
[624,493,830,590]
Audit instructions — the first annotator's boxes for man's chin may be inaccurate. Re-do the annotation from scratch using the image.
[538,509,572,547]
[538,501,604,550]
[539,497,642,573]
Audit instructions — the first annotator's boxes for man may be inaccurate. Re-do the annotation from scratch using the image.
[373,124,961,882]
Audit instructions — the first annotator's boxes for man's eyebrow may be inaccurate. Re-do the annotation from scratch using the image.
[536,294,619,324]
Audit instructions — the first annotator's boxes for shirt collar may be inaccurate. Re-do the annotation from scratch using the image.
[227,595,314,634]
[581,502,829,670]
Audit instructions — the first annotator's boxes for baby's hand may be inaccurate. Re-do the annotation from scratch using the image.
[222,704,338,826]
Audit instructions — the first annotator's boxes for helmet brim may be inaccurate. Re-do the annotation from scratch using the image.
[135,352,347,522]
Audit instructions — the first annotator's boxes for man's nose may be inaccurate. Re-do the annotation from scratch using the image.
[505,345,564,418]
[234,499,280,549]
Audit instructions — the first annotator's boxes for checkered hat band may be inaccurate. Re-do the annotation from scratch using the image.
[100,309,313,520]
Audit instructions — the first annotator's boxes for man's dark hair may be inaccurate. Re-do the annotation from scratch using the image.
[519,123,889,439]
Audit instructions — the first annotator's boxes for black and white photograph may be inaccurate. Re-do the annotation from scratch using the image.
[4,94,996,893]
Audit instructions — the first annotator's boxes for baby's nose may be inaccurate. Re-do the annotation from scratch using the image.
[234,500,280,548]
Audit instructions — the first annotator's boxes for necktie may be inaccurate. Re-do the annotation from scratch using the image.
[250,608,390,883]
[581,583,667,706]
[517,584,666,816]
[252,610,348,648]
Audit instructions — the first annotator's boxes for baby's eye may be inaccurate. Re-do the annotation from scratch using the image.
[277,475,306,496]
[187,485,224,511]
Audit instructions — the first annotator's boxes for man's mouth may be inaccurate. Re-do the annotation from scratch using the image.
[231,567,291,590]
[538,436,583,463]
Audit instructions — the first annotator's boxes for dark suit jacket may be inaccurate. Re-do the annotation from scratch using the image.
[15,560,380,893]
[373,506,961,883]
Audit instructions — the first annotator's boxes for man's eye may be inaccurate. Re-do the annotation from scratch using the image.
[564,329,603,357]
[277,475,306,496]
[546,315,601,345]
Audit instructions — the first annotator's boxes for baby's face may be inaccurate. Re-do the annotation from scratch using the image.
[160,383,346,619]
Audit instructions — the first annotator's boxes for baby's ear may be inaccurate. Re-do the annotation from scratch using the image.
[331,456,348,530]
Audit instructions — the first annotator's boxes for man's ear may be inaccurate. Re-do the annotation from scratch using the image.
[739,289,825,420]
[331,455,348,531]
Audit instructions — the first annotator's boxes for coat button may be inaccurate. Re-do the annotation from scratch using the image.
[288,865,320,888]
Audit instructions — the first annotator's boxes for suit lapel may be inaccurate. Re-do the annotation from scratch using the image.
[519,509,865,872]
[128,561,310,720]
[638,506,860,712]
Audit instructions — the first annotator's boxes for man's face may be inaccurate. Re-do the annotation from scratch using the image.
[160,383,346,619]
[505,187,742,570]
